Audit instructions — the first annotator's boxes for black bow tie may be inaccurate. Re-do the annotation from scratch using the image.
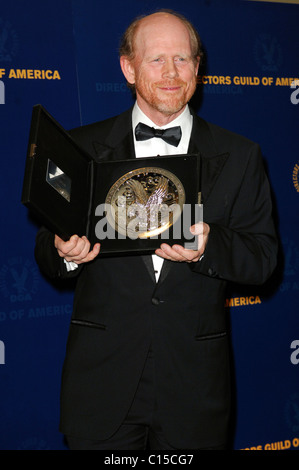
[135,122,182,147]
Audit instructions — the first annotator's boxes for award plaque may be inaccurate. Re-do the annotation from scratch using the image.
[105,166,185,239]
[22,105,201,254]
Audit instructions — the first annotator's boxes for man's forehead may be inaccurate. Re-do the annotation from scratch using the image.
[134,14,191,50]
[136,12,188,38]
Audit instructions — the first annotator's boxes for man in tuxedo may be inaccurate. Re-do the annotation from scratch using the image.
[34,10,277,450]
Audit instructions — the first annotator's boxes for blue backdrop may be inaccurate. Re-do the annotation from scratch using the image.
[0,0,298,450]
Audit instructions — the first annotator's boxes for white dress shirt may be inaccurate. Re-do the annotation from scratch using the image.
[132,103,193,281]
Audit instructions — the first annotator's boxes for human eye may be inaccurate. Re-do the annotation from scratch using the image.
[150,56,165,64]
[175,56,189,64]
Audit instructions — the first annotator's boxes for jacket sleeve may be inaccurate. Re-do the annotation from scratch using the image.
[34,227,83,280]
[192,144,278,285]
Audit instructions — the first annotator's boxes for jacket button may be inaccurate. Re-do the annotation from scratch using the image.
[151,297,160,305]
[208,267,218,277]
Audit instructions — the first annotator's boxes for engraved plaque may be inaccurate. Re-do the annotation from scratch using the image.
[105,167,185,239]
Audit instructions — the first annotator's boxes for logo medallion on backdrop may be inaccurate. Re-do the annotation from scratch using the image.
[0,257,39,303]
[292,161,299,192]
[0,18,19,62]
[282,238,299,277]
[279,238,299,294]
[253,34,283,72]
[18,438,50,450]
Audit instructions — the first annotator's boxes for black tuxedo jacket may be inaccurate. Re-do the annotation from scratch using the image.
[35,107,277,449]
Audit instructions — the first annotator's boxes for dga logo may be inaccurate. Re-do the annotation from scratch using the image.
[0,18,18,61]
[291,80,299,105]
[0,257,39,303]
[285,393,299,433]
[282,238,299,276]
[292,161,299,192]
[253,33,283,72]
[280,238,299,293]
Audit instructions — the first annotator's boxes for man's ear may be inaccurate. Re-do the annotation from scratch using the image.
[195,56,200,75]
[120,56,136,85]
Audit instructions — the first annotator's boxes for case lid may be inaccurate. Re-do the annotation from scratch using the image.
[21,104,93,240]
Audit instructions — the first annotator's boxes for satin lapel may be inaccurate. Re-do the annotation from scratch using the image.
[158,258,173,284]
[141,254,156,283]
[93,108,135,162]
[188,114,229,203]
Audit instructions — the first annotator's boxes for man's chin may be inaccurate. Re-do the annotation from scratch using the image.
[155,102,186,116]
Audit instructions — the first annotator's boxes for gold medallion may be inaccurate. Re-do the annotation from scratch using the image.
[105,167,185,238]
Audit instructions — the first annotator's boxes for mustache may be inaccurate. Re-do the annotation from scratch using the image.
[154,79,186,88]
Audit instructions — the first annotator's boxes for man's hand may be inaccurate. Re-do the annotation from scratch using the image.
[54,234,100,264]
[155,222,210,262]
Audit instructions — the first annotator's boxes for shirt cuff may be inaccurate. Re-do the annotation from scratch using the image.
[64,259,78,271]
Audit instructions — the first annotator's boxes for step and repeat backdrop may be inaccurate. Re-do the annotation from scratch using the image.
[0,0,298,450]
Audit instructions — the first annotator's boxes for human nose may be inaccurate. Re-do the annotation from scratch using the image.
[161,59,179,78]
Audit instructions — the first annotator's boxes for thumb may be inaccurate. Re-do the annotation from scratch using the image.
[190,222,204,235]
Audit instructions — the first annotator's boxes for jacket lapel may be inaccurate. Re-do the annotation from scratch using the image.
[141,254,156,283]
[93,108,135,162]
[188,113,229,203]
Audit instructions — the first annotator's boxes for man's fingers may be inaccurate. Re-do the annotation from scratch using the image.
[77,243,101,264]
[155,244,200,263]
[55,234,100,264]
[55,234,81,255]
[63,239,88,261]
[171,244,201,262]
[67,236,90,258]
[190,222,210,251]
[155,245,173,261]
